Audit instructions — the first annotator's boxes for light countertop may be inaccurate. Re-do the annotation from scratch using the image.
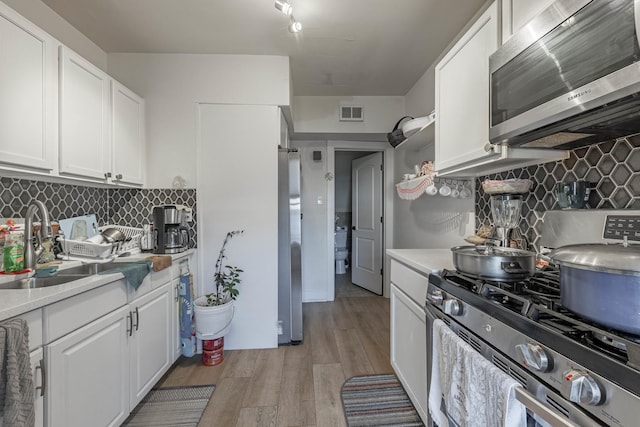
[386,248,454,275]
[0,249,196,322]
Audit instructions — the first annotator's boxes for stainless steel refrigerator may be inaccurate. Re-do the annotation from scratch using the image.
[278,149,303,344]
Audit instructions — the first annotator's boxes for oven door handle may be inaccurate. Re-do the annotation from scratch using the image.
[514,387,580,427]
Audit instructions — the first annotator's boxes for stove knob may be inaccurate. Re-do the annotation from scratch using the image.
[443,299,463,316]
[564,370,603,406]
[515,343,551,372]
[429,290,444,306]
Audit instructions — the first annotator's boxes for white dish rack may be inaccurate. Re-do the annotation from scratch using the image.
[57,225,143,259]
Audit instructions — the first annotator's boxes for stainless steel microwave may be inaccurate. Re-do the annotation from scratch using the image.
[489,0,640,149]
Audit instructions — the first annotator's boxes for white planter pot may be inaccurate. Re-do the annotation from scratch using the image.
[193,297,234,340]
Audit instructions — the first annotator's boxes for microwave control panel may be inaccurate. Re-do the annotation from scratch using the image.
[603,215,640,241]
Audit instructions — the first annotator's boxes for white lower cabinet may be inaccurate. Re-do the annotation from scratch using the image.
[390,282,428,423]
[46,305,130,427]
[390,258,430,424]
[129,283,172,408]
[30,348,44,427]
[44,278,176,427]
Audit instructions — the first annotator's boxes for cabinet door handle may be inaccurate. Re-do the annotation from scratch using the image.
[133,307,140,332]
[104,172,112,179]
[127,311,133,336]
[35,358,46,397]
[175,284,179,302]
[116,174,123,180]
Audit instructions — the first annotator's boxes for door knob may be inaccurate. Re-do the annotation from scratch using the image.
[352,226,356,230]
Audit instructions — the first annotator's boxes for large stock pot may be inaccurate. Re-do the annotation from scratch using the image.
[551,243,640,335]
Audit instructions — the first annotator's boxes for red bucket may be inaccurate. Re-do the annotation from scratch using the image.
[202,337,224,366]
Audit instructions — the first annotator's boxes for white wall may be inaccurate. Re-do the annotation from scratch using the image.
[394,139,475,250]
[405,65,436,118]
[107,53,291,188]
[292,96,405,134]
[107,53,290,349]
[294,139,395,301]
[2,0,107,70]
[393,64,475,249]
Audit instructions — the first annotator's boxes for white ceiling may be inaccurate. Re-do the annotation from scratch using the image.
[40,0,486,96]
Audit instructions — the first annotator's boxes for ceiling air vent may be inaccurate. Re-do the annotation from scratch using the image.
[339,106,364,122]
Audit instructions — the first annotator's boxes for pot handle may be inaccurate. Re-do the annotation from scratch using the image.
[501,261,528,274]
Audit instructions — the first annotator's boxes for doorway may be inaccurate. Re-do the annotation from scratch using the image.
[334,150,383,297]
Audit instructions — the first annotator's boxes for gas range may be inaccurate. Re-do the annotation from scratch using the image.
[427,267,640,427]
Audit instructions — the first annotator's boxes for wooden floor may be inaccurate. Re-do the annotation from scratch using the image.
[157,280,391,427]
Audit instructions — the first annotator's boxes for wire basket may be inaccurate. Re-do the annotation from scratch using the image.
[58,225,143,259]
[99,225,143,255]
[57,237,114,259]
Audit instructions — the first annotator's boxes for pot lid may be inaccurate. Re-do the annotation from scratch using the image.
[550,243,640,274]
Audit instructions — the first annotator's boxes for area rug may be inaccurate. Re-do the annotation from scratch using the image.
[122,385,215,427]
[341,374,424,426]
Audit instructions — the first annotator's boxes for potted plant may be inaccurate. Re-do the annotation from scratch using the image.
[194,230,243,341]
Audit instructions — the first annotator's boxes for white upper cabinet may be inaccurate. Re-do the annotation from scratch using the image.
[434,1,567,177]
[435,2,500,175]
[59,46,145,186]
[112,81,145,185]
[0,3,56,172]
[501,0,556,43]
[59,46,111,180]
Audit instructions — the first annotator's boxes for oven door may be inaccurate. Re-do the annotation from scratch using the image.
[425,303,596,427]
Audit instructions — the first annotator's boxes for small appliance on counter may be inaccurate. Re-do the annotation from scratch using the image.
[152,205,191,254]
[482,179,532,250]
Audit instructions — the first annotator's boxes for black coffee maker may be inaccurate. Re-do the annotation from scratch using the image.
[152,205,189,254]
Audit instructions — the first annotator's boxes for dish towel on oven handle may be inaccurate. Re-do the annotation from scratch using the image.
[428,319,526,427]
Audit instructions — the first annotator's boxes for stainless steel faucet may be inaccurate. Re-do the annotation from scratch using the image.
[24,200,53,270]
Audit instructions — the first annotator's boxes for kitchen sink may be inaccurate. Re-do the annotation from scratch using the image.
[57,262,143,276]
[0,274,90,290]
[0,262,145,290]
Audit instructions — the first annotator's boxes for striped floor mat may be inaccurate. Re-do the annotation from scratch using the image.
[341,374,424,426]
[122,385,215,427]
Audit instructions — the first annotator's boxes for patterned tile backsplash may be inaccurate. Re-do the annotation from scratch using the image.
[0,177,197,248]
[476,134,640,248]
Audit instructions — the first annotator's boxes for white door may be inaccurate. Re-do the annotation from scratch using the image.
[197,103,279,350]
[112,80,145,185]
[46,306,129,427]
[435,1,499,174]
[0,4,55,171]
[30,348,44,427]
[59,46,111,180]
[351,152,383,295]
[129,284,172,409]
[390,283,428,422]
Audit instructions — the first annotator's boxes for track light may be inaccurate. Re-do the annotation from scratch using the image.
[288,20,302,33]
[275,1,302,35]
[275,0,293,16]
